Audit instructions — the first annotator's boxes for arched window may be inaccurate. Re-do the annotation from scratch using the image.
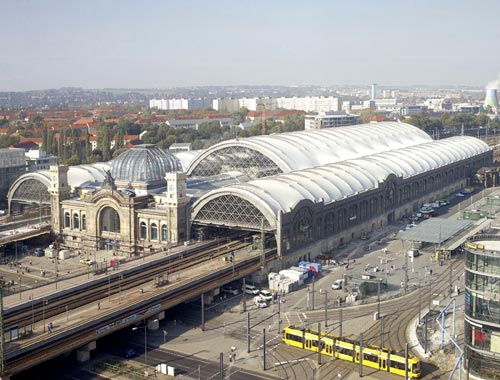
[82,215,86,230]
[161,225,168,241]
[140,222,147,240]
[73,213,79,229]
[151,223,158,241]
[64,212,70,228]
[100,207,120,233]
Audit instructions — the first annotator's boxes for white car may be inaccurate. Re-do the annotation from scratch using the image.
[332,279,343,290]
[79,259,95,266]
[244,284,259,295]
[253,296,268,308]
[221,286,239,295]
[258,290,273,302]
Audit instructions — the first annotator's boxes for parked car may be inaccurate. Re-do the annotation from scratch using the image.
[244,284,259,295]
[253,296,268,308]
[221,285,239,295]
[79,259,95,266]
[258,289,273,302]
[332,279,343,290]
[118,348,137,359]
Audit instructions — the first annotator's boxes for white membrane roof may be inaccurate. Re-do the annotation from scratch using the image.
[194,136,490,217]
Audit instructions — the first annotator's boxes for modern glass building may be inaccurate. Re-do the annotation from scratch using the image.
[464,237,500,379]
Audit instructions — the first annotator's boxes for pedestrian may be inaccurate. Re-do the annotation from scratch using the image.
[97,302,100,310]
[229,352,233,362]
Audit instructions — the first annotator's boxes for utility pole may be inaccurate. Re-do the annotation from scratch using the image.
[260,219,265,267]
[359,333,364,377]
[312,275,315,310]
[247,312,251,353]
[405,343,409,380]
[403,240,408,294]
[449,257,453,296]
[219,352,224,380]
[318,322,322,365]
[0,285,5,375]
[380,315,384,347]
[418,273,422,323]
[262,328,266,370]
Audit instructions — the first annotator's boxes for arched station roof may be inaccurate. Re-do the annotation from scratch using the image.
[8,163,110,206]
[192,136,490,226]
[186,122,432,178]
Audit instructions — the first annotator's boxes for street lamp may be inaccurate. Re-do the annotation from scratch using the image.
[132,319,158,377]
[18,275,22,300]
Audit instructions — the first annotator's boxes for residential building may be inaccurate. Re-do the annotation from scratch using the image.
[212,98,240,113]
[25,149,58,171]
[149,98,212,110]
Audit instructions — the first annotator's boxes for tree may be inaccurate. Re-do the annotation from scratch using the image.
[0,135,19,148]
[405,113,443,136]
[42,128,48,152]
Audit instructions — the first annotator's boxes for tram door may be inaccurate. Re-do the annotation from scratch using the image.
[380,358,387,370]
[305,339,311,349]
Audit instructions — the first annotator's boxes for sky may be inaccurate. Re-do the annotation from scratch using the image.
[1,0,500,91]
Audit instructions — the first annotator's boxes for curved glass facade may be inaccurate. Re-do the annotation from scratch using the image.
[189,146,282,178]
[464,240,500,379]
[195,194,271,230]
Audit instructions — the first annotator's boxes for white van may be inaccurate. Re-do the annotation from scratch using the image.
[245,284,259,295]
[408,250,420,258]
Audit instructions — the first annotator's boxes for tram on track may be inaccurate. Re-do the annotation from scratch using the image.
[282,326,421,378]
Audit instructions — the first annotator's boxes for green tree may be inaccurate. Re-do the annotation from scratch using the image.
[0,135,19,148]
[42,128,48,152]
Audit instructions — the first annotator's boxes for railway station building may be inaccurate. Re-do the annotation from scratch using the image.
[5,122,493,266]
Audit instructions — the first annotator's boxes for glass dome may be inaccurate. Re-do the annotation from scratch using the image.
[111,144,182,184]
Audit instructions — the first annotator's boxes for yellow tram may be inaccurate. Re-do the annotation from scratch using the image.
[282,326,421,378]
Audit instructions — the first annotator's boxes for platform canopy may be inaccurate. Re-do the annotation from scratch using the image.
[397,218,472,244]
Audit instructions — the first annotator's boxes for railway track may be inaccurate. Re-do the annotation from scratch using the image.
[4,237,252,334]
[5,246,277,375]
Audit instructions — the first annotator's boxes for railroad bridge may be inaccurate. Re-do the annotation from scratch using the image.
[1,239,274,378]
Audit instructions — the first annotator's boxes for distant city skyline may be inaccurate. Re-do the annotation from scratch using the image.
[1,0,500,91]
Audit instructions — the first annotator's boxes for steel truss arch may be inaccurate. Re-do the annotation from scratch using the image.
[7,173,52,211]
[186,143,286,179]
[191,190,277,231]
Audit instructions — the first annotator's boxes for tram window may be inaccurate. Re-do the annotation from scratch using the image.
[312,339,318,347]
[364,353,378,363]
[336,346,353,356]
[286,333,303,343]
[391,361,405,370]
